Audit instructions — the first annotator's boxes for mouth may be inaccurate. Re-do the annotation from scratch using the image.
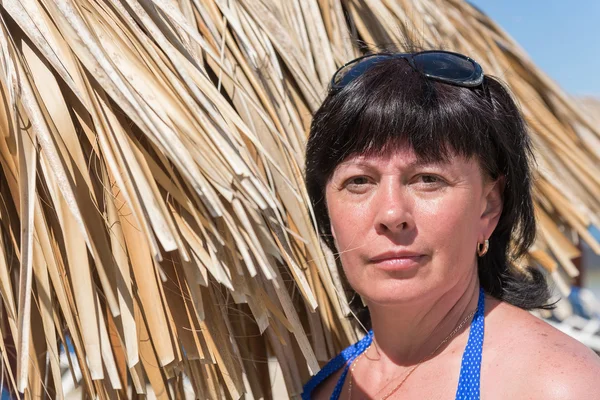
[369,252,426,271]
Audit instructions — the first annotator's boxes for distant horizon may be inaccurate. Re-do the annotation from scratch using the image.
[469,0,600,99]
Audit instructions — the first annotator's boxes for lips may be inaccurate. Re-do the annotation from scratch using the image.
[370,251,424,262]
[369,251,425,271]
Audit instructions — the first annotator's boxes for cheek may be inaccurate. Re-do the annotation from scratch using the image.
[328,201,370,251]
[421,195,476,226]
[418,193,481,258]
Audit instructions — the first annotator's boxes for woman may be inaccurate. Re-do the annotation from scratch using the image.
[302,51,600,399]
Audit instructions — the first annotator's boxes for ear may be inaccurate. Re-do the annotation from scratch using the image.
[480,176,504,241]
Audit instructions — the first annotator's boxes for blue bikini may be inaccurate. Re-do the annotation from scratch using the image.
[302,288,486,399]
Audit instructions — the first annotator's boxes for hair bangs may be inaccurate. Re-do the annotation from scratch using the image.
[329,58,495,168]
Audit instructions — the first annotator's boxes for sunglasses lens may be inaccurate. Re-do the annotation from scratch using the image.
[412,52,477,82]
[333,55,391,89]
[331,52,483,92]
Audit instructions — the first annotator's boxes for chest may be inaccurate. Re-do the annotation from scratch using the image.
[332,354,473,400]
[323,362,515,400]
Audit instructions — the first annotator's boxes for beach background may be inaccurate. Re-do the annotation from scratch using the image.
[584,240,600,298]
[471,0,600,298]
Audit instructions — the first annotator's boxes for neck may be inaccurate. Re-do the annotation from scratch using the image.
[366,270,480,368]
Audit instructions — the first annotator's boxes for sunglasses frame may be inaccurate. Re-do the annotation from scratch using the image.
[330,50,484,92]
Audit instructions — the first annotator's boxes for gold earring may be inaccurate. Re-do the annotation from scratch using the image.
[477,239,489,257]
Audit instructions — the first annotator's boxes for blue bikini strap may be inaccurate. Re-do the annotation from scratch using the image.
[454,287,485,399]
[301,331,373,400]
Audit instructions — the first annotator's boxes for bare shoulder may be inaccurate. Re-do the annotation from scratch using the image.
[482,297,600,400]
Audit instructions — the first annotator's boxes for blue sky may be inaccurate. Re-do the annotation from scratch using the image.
[469,0,600,97]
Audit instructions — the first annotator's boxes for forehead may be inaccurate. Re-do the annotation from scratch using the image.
[335,146,463,170]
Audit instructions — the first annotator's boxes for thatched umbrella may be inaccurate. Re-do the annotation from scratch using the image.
[0,0,598,398]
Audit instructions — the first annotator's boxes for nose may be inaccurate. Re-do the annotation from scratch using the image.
[373,178,413,235]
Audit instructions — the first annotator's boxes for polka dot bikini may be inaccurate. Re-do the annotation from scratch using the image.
[302,288,485,399]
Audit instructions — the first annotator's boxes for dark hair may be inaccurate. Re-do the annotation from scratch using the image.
[305,53,552,315]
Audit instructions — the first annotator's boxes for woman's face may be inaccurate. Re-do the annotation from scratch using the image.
[325,146,503,306]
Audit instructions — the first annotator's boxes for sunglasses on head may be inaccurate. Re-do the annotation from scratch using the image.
[330,50,484,92]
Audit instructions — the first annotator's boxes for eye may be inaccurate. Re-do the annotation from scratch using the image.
[343,176,373,192]
[347,176,370,185]
[413,174,446,189]
[420,175,440,184]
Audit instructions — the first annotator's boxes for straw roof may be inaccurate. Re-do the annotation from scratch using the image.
[0,0,598,398]
[578,97,600,125]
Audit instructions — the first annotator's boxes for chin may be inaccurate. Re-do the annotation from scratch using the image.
[354,278,441,307]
